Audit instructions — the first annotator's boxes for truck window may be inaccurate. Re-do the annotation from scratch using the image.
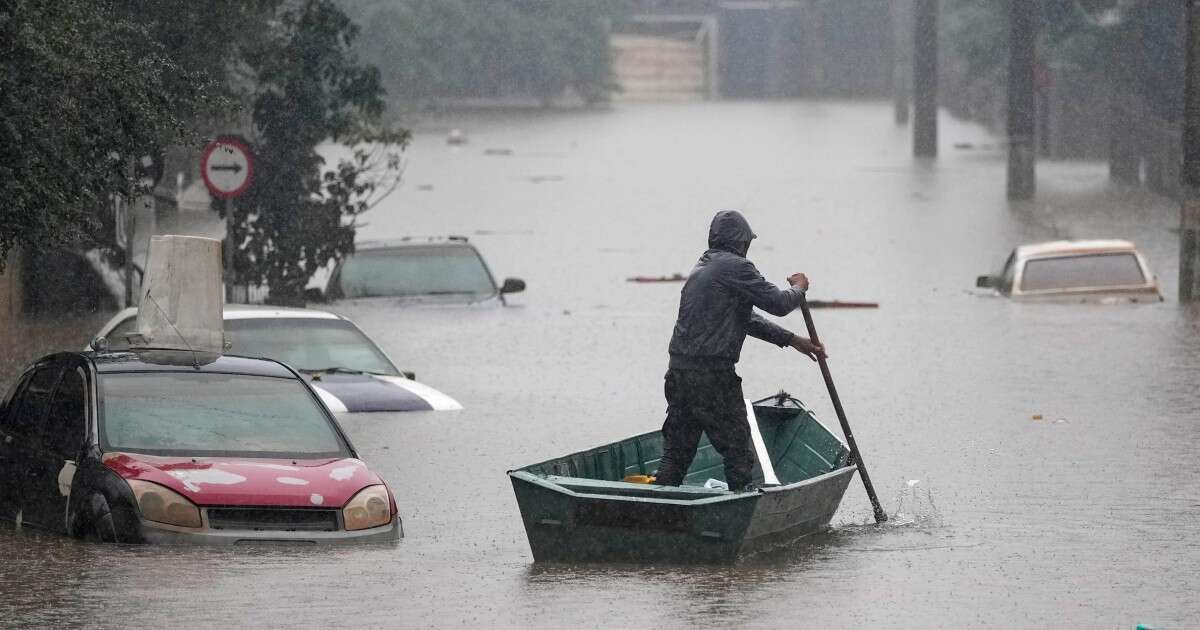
[1020,253,1146,292]
[999,252,1017,294]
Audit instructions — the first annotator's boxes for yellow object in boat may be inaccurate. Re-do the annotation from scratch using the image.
[623,474,656,484]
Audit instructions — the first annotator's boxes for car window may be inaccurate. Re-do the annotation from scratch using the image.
[225,318,399,375]
[334,247,495,298]
[2,366,61,438]
[103,316,139,350]
[42,368,86,458]
[99,372,349,458]
[1020,253,1146,292]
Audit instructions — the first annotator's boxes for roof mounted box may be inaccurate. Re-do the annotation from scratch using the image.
[130,235,224,356]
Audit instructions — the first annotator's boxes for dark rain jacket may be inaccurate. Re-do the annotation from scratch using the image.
[668,211,804,371]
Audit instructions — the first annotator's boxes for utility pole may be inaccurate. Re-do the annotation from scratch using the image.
[1180,0,1200,301]
[891,0,912,125]
[913,0,938,157]
[1007,1,1037,200]
[1109,18,1141,184]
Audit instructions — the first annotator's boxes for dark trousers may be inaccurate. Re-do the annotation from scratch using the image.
[655,368,754,491]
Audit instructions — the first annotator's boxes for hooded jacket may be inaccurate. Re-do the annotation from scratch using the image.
[668,211,803,370]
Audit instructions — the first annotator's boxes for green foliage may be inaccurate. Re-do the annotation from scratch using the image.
[227,0,408,303]
[942,1,1182,121]
[343,0,624,107]
[0,0,229,268]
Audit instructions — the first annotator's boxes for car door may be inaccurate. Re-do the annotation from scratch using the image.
[0,364,62,526]
[25,364,87,534]
[0,372,32,520]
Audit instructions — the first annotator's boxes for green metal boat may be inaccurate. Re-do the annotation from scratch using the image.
[508,393,858,563]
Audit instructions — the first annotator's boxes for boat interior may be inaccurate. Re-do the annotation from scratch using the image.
[519,397,850,499]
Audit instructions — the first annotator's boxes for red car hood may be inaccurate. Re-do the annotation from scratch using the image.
[103,453,383,508]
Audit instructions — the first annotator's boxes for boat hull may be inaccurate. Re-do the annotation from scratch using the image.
[509,465,856,563]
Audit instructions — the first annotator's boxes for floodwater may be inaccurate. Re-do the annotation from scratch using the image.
[3,101,1199,628]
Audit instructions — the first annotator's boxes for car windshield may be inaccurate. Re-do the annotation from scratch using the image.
[225,318,398,375]
[100,372,349,457]
[1020,253,1146,292]
[334,246,495,298]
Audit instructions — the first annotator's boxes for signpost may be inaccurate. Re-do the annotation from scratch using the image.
[200,136,254,302]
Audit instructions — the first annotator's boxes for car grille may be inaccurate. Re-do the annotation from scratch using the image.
[206,508,339,532]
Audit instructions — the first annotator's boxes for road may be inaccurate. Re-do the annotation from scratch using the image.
[1,100,1197,628]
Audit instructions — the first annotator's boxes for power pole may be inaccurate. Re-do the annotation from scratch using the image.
[1007,1,1037,200]
[1181,0,1200,301]
[891,0,912,125]
[913,0,938,157]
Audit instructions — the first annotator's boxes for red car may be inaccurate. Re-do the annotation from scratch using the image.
[0,350,401,544]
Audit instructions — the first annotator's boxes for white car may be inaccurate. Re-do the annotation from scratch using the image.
[976,240,1162,303]
[94,305,462,412]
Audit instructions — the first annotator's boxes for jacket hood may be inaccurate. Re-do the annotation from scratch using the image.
[103,453,382,508]
[707,210,756,254]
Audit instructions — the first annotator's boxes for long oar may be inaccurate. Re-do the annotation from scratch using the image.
[798,294,887,523]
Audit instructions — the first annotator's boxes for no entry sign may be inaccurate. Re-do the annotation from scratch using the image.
[201,136,254,199]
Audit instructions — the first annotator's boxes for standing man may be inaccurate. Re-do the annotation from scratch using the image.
[656,210,825,491]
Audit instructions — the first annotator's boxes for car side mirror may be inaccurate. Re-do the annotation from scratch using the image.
[500,278,525,294]
[976,275,994,288]
[304,287,325,303]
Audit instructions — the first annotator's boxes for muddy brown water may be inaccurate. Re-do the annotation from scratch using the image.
[2,102,1198,628]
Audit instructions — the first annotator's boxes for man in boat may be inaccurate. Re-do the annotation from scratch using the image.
[656,210,825,492]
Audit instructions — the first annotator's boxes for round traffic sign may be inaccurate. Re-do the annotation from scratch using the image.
[201,136,254,199]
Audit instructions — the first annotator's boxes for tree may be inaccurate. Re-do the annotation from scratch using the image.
[345,0,623,108]
[227,0,408,304]
[0,0,228,269]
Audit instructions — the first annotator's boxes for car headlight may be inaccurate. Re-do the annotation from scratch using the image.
[342,485,392,531]
[128,480,202,529]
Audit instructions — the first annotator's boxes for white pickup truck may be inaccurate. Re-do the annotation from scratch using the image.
[976,240,1162,303]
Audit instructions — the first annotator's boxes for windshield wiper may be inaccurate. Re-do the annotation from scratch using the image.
[300,366,395,377]
[299,366,364,375]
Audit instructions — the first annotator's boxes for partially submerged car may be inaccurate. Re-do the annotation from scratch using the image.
[0,350,400,544]
[318,237,525,305]
[94,305,462,412]
[976,240,1162,303]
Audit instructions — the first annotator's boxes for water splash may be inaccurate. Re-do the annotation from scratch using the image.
[890,479,943,528]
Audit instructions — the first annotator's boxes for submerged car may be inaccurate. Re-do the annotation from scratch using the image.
[976,240,1162,303]
[318,237,525,305]
[94,305,461,412]
[0,350,400,544]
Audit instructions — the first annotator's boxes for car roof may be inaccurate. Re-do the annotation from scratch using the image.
[84,351,298,378]
[107,304,344,322]
[1015,239,1139,259]
[353,236,474,251]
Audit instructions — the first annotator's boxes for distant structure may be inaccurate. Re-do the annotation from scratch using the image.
[612,1,893,101]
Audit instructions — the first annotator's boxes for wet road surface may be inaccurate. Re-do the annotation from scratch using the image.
[2,101,1198,628]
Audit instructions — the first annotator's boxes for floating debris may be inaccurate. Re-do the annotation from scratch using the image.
[416,184,434,191]
[806,300,879,309]
[484,148,513,156]
[527,175,564,183]
[446,128,467,145]
[627,273,686,283]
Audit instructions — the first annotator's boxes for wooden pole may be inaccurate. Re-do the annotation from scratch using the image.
[912,0,938,157]
[1007,0,1037,200]
[1181,0,1200,301]
[798,295,887,524]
